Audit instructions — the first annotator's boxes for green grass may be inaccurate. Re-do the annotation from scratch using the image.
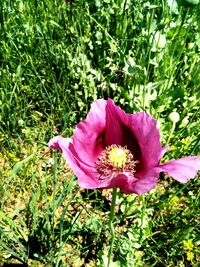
[0,0,200,266]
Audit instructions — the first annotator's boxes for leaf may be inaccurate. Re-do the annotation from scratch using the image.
[9,154,35,179]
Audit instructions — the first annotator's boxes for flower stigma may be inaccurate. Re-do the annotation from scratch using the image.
[108,147,127,168]
[96,145,138,180]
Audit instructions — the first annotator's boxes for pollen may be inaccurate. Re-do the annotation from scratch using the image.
[108,147,127,168]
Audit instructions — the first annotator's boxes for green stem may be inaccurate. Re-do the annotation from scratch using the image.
[166,121,176,145]
[107,188,118,267]
[139,195,146,243]
[52,151,58,240]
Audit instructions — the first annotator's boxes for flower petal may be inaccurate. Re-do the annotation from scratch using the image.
[128,113,163,172]
[108,173,137,192]
[48,136,71,150]
[72,99,107,165]
[159,146,169,161]
[104,99,142,162]
[128,169,160,194]
[56,137,110,189]
[157,156,200,183]
[105,99,128,146]
[109,169,159,194]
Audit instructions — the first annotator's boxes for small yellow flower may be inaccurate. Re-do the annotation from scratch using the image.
[168,145,176,151]
[186,251,194,261]
[183,240,194,251]
[170,196,180,206]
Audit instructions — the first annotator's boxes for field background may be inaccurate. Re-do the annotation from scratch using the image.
[0,0,200,266]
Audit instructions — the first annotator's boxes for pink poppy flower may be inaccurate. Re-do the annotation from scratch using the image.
[48,99,200,194]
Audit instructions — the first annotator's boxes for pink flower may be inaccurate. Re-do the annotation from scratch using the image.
[48,99,200,194]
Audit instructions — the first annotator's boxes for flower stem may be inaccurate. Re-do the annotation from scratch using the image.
[107,188,118,267]
[166,121,176,145]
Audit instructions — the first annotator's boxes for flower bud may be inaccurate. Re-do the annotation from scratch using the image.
[18,119,24,126]
[169,112,180,123]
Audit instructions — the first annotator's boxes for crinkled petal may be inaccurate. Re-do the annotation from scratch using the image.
[72,99,107,165]
[52,136,110,189]
[108,173,137,192]
[126,169,160,194]
[157,156,200,183]
[108,169,159,194]
[128,113,163,172]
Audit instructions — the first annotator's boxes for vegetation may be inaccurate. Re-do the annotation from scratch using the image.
[0,0,199,266]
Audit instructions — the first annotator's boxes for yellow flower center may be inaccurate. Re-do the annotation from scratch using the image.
[108,147,127,168]
[96,144,139,180]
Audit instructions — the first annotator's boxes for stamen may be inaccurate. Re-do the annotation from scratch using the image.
[96,145,138,180]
